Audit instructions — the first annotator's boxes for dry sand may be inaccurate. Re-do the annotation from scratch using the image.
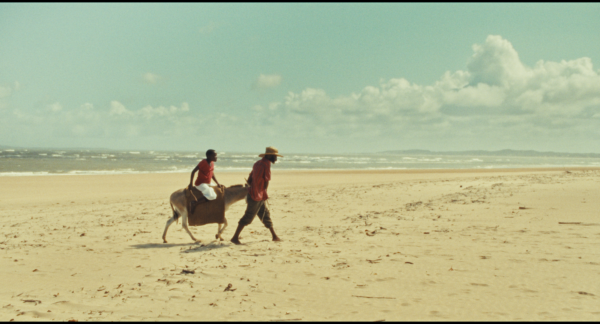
[1,168,600,321]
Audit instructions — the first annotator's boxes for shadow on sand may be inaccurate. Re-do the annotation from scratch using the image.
[129,240,231,253]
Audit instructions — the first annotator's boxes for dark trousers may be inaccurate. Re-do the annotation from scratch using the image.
[239,195,273,228]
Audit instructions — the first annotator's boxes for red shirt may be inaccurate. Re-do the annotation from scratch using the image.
[249,158,271,201]
[194,159,214,186]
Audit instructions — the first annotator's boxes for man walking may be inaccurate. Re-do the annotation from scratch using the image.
[231,147,282,245]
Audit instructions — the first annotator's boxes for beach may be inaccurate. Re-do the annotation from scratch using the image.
[1,168,600,321]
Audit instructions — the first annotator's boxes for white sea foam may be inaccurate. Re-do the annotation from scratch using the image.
[366,167,408,170]
[0,171,51,176]
[3,149,600,176]
[0,169,190,176]
[214,167,253,171]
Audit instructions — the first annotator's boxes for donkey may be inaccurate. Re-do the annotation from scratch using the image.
[162,184,249,243]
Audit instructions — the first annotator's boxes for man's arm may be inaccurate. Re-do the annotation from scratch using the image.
[264,180,269,191]
[189,166,199,186]
[212,175,221,187]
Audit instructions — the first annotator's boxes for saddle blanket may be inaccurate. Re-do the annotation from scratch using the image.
[185,185,225,226]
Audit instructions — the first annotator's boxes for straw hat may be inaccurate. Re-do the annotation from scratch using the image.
[259,146,283,157]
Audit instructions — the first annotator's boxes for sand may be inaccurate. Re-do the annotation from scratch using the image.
[1,168,600,321]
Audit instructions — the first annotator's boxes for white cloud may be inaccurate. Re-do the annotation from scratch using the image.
[254,74,282,90]
[1,100,195,141]
[72,125,87,136]
[138,102,190,119]
[199,21,217,35]
[106,101,191,125]
[268,102,280,110]
[142,72,161,84]
[0,81,20,110]
[0,86,11,99]
[0,81,21,100]
[47,102,63,113]
[109,101,132,116]
[35,100,191,123]
[467,35,528,88]
[443,83,506,108]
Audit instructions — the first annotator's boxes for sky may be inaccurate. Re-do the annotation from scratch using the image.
[1,3,600,154]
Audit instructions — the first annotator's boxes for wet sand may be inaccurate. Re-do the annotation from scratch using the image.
[1,168,600,321]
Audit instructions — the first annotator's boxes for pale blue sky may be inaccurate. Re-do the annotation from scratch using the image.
[1,3,600,153]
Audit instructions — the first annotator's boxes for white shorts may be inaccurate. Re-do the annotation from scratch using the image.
[195,183,217,200]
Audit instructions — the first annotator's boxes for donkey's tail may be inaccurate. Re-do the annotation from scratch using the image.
[170,202,180,224]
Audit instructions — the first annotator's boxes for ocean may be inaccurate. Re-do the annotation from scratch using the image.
[2,148,600,176]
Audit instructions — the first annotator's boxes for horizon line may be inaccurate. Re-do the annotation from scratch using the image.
[1,144,600,156]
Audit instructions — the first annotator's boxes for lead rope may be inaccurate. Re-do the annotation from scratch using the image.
[260,198,270,223]
[187,184,199,202]
[185,185,199,219]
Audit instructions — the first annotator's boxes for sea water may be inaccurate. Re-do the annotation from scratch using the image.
[1,148,600,176]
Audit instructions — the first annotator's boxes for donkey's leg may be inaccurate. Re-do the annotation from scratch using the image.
[163,203,179,243]
[216,218,228,241]
[181,209,200,242]
[162,217,177,243]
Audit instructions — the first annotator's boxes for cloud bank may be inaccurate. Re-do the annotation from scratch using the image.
[257,35,600,120]
[249,35,600,150]
[1,35,599,152]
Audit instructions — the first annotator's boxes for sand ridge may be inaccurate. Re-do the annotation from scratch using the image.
[1,169,600,321]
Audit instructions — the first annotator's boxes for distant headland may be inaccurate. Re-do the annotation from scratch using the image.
[380,149,600,158]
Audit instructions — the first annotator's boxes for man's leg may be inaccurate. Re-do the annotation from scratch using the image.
[257,202,281,242]
[231,195,261,245]
[269,227,281,242]
[230,223,245,245]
